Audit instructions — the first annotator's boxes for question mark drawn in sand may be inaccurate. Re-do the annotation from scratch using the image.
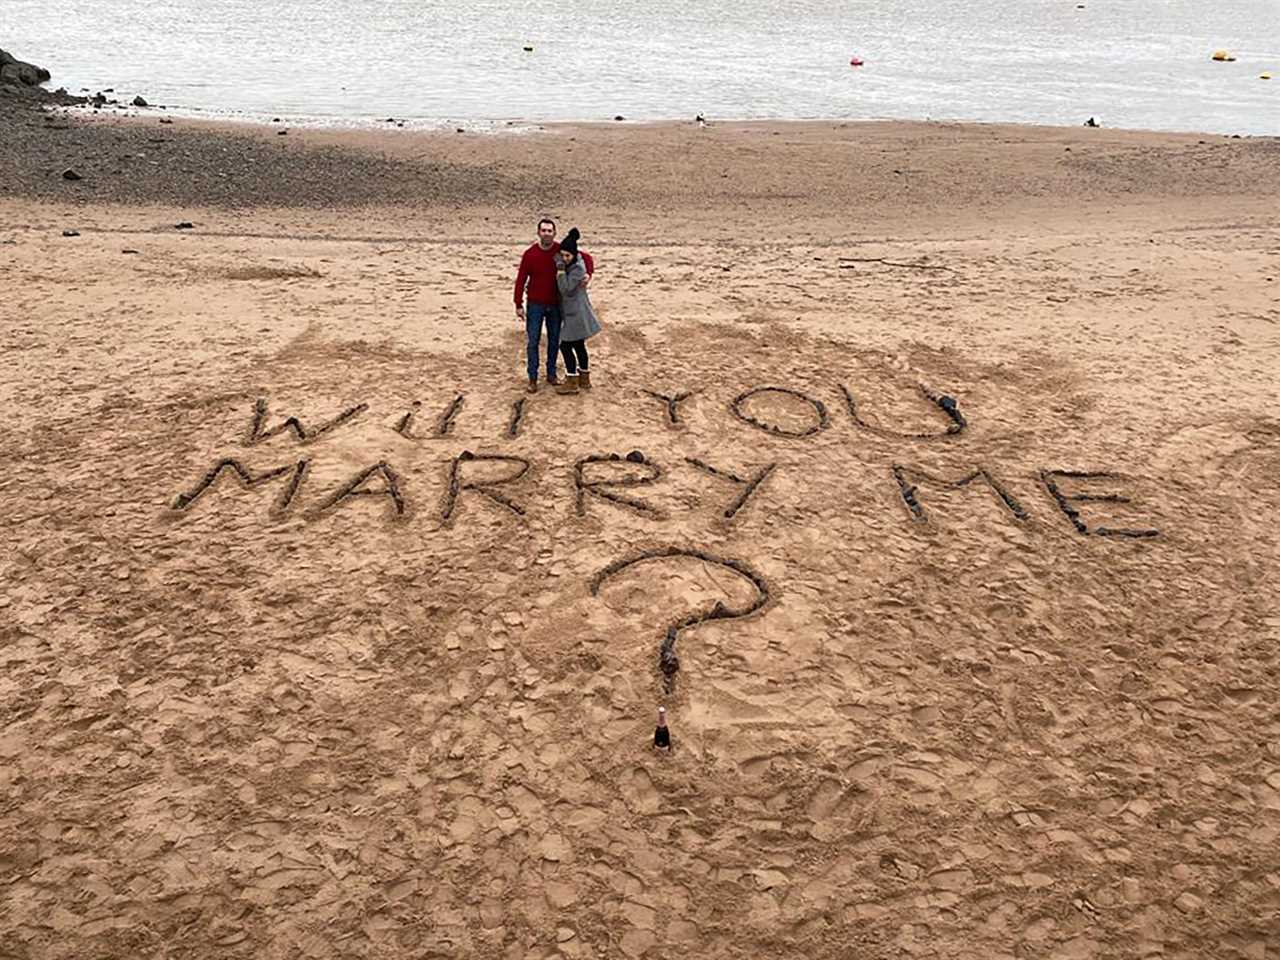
[590,548,771,693]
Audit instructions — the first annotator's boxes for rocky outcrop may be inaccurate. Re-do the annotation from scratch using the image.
[0,47,85,105]
[0,48,52,87]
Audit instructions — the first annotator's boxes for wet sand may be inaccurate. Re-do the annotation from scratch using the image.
[2,109,1279,959]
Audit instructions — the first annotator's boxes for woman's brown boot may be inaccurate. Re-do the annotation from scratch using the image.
[556,374,580,395]
[578,368,592,389]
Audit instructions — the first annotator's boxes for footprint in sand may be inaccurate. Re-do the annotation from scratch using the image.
[753,868,790,891]
[846,755,886,781]
[740,755,775,777]
[563,805,608,830]
[806,778,848,820]
[911,704,941,724]
[621,766,661,814]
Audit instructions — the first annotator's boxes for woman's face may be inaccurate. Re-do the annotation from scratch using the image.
[560,250,574,265]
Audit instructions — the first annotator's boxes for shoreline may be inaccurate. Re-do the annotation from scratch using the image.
[15,57,1280,140]
[47,95,1280,141]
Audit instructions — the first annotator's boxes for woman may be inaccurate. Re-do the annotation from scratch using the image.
[554,227,601,395]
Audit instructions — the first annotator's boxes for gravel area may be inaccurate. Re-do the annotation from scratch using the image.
[0,88,557,209]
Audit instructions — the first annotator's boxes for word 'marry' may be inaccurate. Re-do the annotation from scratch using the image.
[170,449,781,525]
[168,388,1161,538]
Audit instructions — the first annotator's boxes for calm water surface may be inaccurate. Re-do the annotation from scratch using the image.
[7,1,1279,133]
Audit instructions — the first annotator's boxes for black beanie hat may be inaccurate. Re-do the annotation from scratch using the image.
[560,227,580,256]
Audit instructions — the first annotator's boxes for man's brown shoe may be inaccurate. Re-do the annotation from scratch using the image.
[547,372,560,386]
[527,378,538,393]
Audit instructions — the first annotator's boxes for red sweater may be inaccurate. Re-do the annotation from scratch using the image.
[514,242,594,306]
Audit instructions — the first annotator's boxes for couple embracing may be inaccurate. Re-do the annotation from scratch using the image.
[513,218,601,395]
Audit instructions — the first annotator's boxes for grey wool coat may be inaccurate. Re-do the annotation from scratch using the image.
[556,257,602,341]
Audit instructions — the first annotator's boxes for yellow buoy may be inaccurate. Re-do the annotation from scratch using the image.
[1212,50,1236,62]
[1262,72,1273,80]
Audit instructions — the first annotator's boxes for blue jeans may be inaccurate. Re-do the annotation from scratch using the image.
[525,303,561,381]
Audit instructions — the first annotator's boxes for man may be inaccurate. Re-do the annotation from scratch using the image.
[514,218,593,393]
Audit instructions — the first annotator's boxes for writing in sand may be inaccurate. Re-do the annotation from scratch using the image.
[168,381,1162,542]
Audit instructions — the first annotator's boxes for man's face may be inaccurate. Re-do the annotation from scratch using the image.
[537,223,556,248]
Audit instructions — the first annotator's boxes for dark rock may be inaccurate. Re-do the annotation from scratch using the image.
[614,115,625,121]
[625,450,646,463]
[1084,117,1099,128]
[0,48,52,87]
[175,221,194,229]
[1,62,47,86]
[278,129,288,136]
[104,87,114,93]
[62,229,80,237]
[62,168,82,181]
[132,95,148,107]
[122,248,139,254]
[91,92,107,107]
[160,117,173,124]
[455,127,464,133]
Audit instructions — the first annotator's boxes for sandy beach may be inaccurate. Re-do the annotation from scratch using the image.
[2,100,1280,959]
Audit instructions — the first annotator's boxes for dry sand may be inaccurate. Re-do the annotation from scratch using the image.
[2,116,1280,959]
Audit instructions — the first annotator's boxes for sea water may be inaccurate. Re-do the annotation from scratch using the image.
[6,0,1279,134]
